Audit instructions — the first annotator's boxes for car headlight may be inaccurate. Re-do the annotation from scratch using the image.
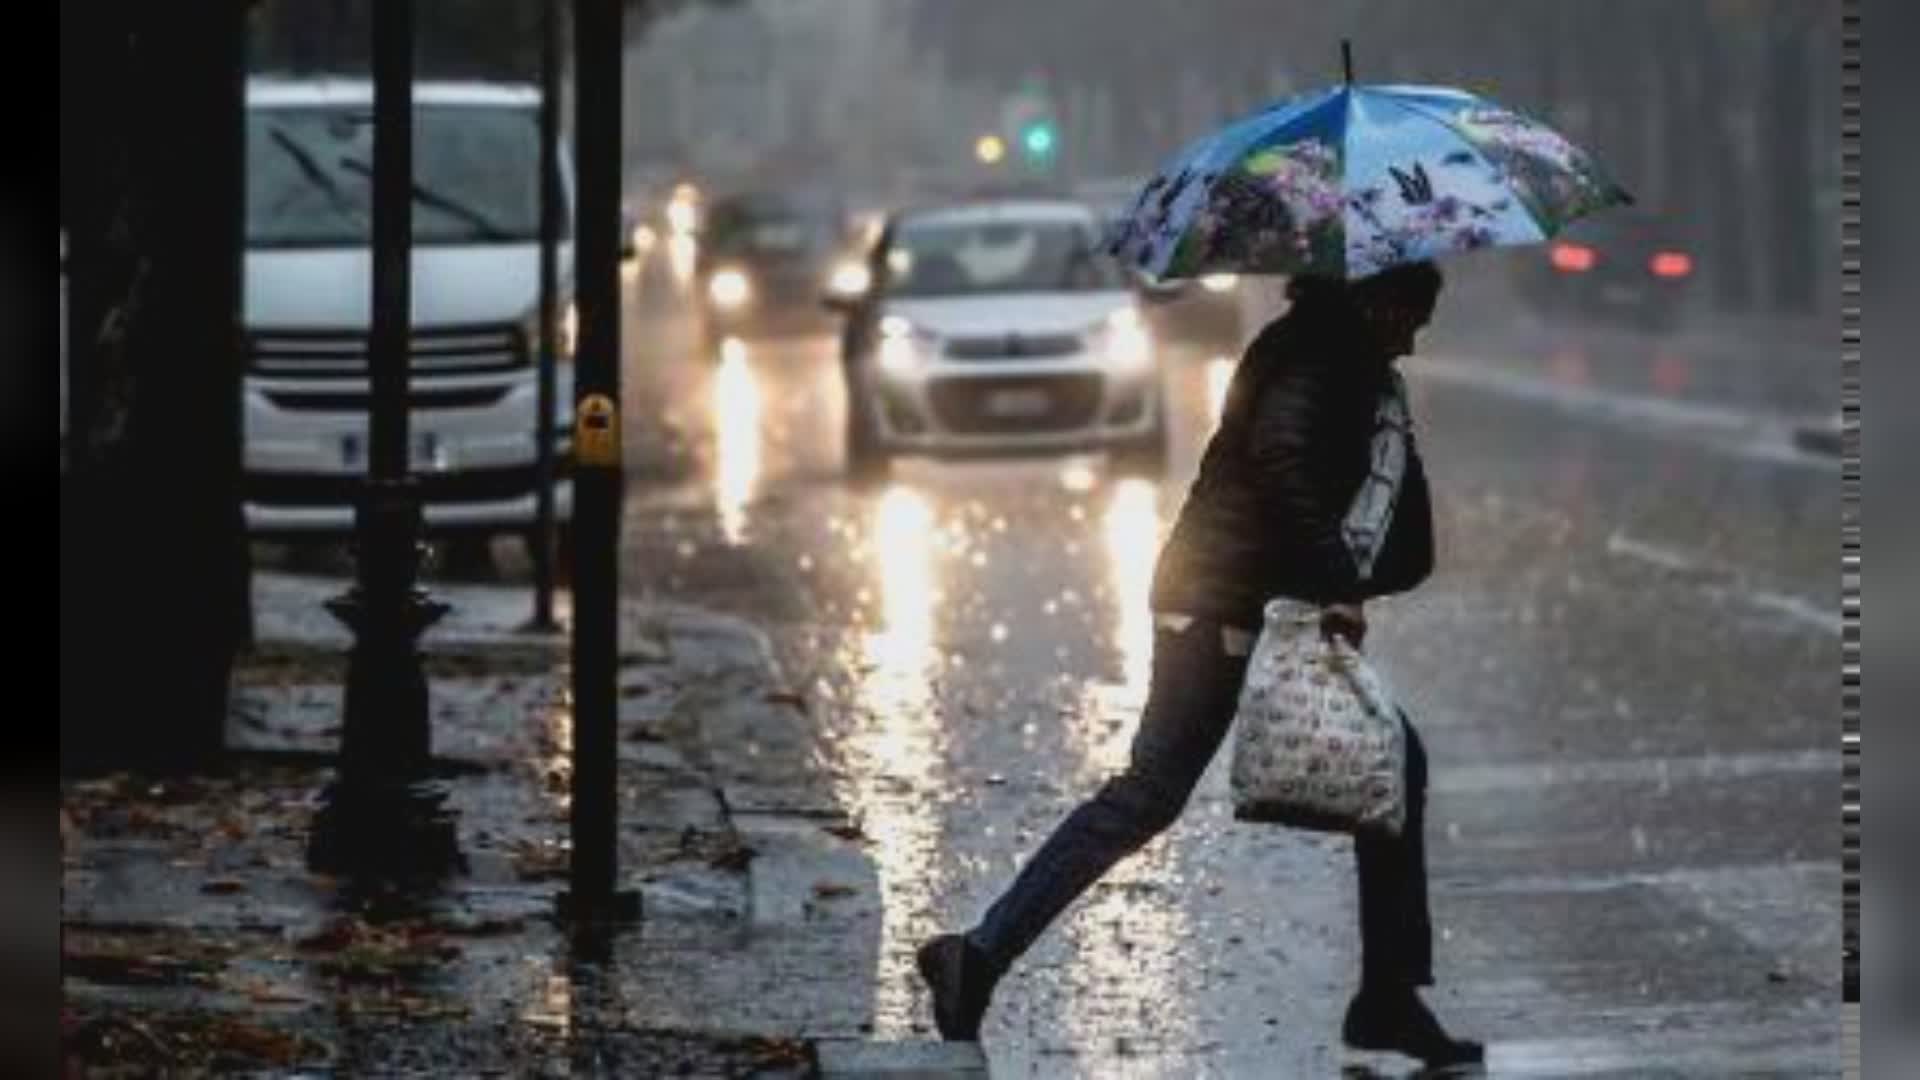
[666,197,699,236]
[1098,307,1152,373]
[878,314,931,375]
[1200,272,1240,293]
[828,261,872,298]
[708,268,751,309]
[524,302,579,363]
[561,301,579,358]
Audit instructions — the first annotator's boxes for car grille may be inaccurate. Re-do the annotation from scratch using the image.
[262,386,513,412]
[927,373,1104,434]
[943,332,1085,361]
[247,323,527,378]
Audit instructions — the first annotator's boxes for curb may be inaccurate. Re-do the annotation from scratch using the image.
[815,1040,990,1078]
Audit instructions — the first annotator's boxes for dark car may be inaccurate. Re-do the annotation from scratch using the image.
[1515,209,1698,333]
[694,190,862,352]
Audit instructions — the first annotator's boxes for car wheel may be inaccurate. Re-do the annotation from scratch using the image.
[440,534,499,581]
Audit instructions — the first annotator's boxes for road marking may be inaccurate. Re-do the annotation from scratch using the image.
[1411,355,1827,469]
[1604,529,1842,634]
[1434,748,1840,796]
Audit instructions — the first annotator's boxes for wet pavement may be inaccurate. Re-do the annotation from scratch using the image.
[604,251,1843,1075]
[59,248,1841,1076]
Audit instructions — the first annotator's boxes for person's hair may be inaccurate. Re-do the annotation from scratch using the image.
[1285,260,1445,315]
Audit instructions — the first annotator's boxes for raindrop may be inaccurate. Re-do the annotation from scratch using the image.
[991,624,1009,643]
[798,555,815,572]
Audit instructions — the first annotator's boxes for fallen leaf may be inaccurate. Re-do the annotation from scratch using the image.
[822,823,869,843]
[201,878,248,896]
[764,689,807,710]
[812,881,857,900]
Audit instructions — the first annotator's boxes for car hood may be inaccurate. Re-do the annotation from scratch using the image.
[881,291,1135,339]
[245,243,574,328]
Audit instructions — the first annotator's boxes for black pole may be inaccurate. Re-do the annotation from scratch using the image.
[1342,39,1355,85]
[308,0,461,879]
[527,0,562,632]
[560,0,637,925]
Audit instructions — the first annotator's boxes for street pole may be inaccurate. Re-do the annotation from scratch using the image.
[527,0,562,633]
[559,0,637,925]
[308,0,462,879]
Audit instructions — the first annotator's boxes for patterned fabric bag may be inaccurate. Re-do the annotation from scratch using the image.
[1229,371,1412,835]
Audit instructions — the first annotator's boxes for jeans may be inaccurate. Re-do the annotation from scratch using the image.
[968,615,1434,990]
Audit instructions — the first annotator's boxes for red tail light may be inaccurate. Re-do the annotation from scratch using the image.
[1650,252,1693,278]
[1550,242,1596,273]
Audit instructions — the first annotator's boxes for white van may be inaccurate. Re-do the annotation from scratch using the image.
[242,78,576,557]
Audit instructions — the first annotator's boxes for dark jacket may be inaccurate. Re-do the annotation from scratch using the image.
[1149,301,1435,628]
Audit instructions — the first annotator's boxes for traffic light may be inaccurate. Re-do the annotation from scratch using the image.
[975,133,1007,165]
[1021,120,1057,162]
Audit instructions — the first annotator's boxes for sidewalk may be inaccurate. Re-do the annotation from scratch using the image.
[61,573,981,1077]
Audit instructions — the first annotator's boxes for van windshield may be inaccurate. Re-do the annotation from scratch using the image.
[247,103,564,248]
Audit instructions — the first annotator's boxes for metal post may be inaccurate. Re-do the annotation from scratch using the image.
[527,0,562,633]
[559,0,637,925]
[308,0,461,879]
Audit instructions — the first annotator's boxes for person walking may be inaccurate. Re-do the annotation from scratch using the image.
[915,261,1484,1070]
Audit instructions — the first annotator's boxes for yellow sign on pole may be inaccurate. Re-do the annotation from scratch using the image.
[575,393,619,467]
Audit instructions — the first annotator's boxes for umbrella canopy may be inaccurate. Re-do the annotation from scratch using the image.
[1107,81,1633,281]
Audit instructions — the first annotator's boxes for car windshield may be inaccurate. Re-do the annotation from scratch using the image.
[704,195,844,260]
[886,218,1127,297]
[247,102,561,248]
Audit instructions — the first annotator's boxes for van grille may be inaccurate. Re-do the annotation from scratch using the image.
[247,323,527,378]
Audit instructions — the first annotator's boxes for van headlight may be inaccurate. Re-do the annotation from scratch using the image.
[524,302,578,362]
[878,314,931,376]
[708,268,752,309]
[1096,307,1152,373]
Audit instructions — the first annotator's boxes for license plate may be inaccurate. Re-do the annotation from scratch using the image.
[1602,284,1639,305]
[412,432,449,471]
[338,433,449,470]
[984,389,1052,418]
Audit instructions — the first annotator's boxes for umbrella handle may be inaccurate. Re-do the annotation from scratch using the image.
[1342,40,1354,85]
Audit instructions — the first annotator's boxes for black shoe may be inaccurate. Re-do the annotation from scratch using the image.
[915,933,1000,1041]
[1342,986,1485,1070]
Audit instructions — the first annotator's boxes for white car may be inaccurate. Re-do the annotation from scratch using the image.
[830,199,1169,481]
[241,78,577,559]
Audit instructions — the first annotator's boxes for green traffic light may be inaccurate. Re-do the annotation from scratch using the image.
[1022,122,1056,157]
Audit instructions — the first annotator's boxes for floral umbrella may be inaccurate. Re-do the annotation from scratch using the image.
[1106,70,1633,281]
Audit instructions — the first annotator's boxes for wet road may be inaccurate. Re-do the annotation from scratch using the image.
[615,250,1841,1076]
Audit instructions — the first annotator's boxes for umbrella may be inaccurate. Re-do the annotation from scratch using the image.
[1107,43,1633,281]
